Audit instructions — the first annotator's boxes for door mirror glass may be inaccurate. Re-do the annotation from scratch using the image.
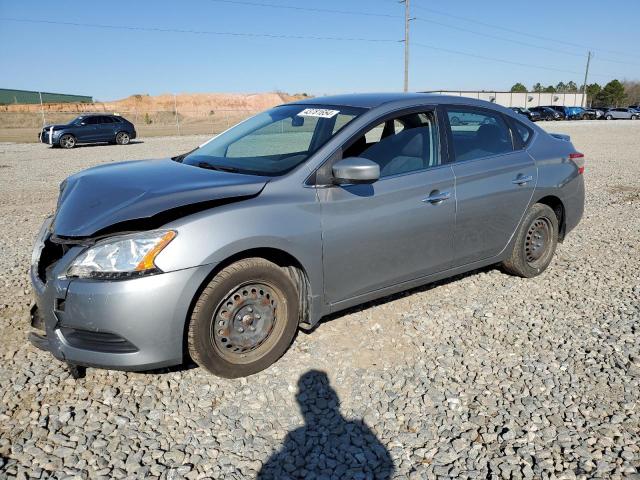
[332,157,380,185]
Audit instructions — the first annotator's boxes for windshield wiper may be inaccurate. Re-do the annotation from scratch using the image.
[197,162,242,173]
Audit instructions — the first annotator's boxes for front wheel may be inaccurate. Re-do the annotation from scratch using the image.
[115,131,130,145]
[501,203,559,278]
[59,134,76,149]
[632,115,638,120]
[187,258,299,378]
[606,114,613,120]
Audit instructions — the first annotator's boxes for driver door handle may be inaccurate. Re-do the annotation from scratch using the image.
[422,191,451,204]
[512,175,534,186]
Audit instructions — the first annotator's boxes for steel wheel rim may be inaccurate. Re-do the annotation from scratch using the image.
[211,282,279,361]
[525,217,552,264]
[61,136,74,148]
[117,133,129,144]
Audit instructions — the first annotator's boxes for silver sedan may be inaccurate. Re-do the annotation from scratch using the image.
[29,93,585,378]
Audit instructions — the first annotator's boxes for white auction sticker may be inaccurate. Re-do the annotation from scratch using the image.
[297,108,340,119]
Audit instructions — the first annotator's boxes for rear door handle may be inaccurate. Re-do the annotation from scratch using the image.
[422,191,451,204]
[512,175,534,185]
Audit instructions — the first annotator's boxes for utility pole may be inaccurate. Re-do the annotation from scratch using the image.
[402,0,410,92]
[581,51,592,107]
[174,93,181,136]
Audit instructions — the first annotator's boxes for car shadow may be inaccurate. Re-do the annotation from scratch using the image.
[257,370,395,479]
[49,140,144,149]
[304,264,498,334]
[109,265,498,377]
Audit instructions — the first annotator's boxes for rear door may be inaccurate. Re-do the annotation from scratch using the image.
[319,108,456,304]
[95,116,116,141]
[443,106,537,266]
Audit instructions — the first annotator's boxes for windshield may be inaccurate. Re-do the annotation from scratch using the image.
[179,104,365,176]
[70,116,85,125]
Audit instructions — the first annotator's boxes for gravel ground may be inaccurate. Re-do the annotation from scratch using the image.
[1,121,639,479]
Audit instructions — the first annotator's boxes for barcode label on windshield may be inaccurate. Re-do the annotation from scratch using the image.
[298,108,340,118]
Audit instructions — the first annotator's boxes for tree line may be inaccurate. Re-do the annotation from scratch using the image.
[509,79,639,107]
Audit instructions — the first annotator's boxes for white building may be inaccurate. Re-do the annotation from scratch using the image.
[426,90,586,108]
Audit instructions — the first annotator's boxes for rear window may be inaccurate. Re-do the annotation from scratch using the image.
[446,107,514,162]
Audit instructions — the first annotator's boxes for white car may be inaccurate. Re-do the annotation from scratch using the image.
[604,108,639,120]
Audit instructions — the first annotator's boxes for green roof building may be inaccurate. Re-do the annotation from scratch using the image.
[0,88,93,105]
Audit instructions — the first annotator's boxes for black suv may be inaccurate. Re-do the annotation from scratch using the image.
[40,114,137,149]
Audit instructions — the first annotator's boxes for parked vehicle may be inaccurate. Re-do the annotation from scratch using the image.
[604,108,639,120]
[565,107,591,120]
[39,114,137,148]
[509,107,541,122]
[543,106,570,120]
[586,107,606,119]
[29,93,585,378]
[529,106,561,121]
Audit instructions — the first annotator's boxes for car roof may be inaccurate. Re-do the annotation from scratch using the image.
[288,92,506,110]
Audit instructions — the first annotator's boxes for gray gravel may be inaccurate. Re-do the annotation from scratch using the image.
[1,122,639,479]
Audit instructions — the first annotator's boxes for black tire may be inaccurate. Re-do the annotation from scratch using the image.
[632,115,638,120]
[606,114,613,120]
[187,258,299,378]
[59,134,76,149]
[115,131,130,145]
[501,203,559,278]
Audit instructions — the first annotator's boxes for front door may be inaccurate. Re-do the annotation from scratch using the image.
[443,106,537,266]
[318,109,456,304]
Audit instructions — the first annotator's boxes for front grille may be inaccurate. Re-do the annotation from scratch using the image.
[37,238,65,283]
[59,327,138,353]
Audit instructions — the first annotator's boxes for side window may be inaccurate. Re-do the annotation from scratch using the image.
[84,117,99,125]
[343,111,439,178]
[446,107,514,162]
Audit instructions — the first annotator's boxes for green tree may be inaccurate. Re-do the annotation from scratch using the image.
[555,81,567,92]
[597,79,626,106]
[565,81,578,92]
[510,82,528,93]
[543,85,556,93]
[583,83,602,106]
[532,83,543,93]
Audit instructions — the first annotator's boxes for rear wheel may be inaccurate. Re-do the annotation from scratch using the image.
[187,258,299,378]
[59,134,76,149]
[115,131,130,145]
[501,203,558,278]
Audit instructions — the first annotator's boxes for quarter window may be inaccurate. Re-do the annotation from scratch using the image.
[343,111,439,178]
[446,107,514,161]
[512,120,532,145]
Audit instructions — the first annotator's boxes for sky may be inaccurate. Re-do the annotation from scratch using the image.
[1,0,639,101]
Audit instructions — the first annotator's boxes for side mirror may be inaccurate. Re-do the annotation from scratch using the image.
[332,157,380,185]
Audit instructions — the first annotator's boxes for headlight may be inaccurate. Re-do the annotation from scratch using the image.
[66,230,176,280]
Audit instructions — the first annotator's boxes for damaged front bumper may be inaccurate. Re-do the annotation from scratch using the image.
[28,218,213,372]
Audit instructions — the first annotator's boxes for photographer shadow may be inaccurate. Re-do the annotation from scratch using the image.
[258,370,394,480]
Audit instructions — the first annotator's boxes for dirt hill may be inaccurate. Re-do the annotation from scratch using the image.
[0,92,308,116]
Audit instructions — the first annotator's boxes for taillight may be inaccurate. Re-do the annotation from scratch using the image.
[569,152,585,174]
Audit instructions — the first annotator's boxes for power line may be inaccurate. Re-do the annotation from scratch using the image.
[0,17,398,43]
[412,41,610,79]
[412,3,640,61]
[208,0,402,18]
[414,17,584,58]
[0,17,617,81]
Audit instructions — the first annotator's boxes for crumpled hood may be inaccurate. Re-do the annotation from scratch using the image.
[53,158,268,237]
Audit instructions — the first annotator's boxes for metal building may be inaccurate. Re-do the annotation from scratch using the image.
[0,88,93,105]
[426,90,587,108]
